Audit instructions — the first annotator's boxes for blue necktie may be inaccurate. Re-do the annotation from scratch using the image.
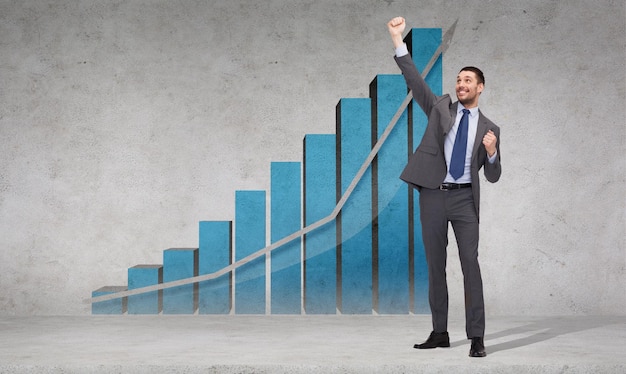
[450,109,470,180]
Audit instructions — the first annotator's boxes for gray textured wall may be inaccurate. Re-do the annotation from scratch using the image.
[0,0,624,316]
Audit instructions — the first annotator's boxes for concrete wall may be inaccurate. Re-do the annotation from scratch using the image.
[0,0,624,316]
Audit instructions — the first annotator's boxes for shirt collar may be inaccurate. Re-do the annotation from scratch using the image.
[458,104,479,117]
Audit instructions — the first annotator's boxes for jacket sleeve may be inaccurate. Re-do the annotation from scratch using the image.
[483,125,502,183]
[394,54,437,116]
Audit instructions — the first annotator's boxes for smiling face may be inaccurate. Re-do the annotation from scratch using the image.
[456,69,484,108]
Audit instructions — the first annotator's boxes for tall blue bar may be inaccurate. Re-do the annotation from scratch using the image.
[336,98,373,314]
[270,162,302,314]
[235,190,266,314]
[371,74,410,314]
[198,221,232,314]
[92,286,127,314]
[163,248,198,314]
[406,28,442,313]
[303,134,337,314]
[128,265,162,314]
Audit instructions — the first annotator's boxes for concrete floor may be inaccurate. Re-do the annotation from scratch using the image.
[0,315,624,373]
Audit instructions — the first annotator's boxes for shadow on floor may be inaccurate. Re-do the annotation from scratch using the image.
[447,316,625,354]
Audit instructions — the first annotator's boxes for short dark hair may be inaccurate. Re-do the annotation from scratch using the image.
[459,66,485,85]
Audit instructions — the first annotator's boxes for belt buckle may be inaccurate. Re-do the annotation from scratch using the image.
[439,184,448,191]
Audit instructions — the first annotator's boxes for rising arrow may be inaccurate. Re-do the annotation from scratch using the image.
[87,19,459,305]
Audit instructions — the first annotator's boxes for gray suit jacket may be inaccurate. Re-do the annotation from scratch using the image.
[395,54,501,218]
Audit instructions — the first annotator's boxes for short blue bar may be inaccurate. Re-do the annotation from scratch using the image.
[162,248,198,314]
[91,286,127,315]
[407,28,442,314]
[198,221,232,314]
[336,98,373,314]
[235,190,266,314]
[303,134,337,314]
[371,74,410,314]
[270,162,302,314]
[128,265,162,314]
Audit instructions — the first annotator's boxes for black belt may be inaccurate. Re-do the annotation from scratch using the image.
[439,183,472,191]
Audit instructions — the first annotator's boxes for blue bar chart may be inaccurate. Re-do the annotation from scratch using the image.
[408,28,443,313]
[91,28,442,316]
[198,221,232,314]
[271,162,303,314]
[163,248,198,314]
[303,134,337,314]
[336,98,373,314]
[128,265,162,314]
[371,74,410,314]
[92,286,127,314]
[235,190,266,314]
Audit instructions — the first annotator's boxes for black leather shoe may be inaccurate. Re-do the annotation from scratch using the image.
[413,331,450,349]
[469,337,487,357]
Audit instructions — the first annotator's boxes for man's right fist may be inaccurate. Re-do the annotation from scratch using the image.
[388,17,406,37]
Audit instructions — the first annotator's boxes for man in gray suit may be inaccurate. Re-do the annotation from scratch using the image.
[387,17,502,358]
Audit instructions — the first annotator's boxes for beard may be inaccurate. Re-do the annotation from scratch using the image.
[456,91,478,107]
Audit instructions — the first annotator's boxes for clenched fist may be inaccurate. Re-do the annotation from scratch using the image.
[388,17,406,48]
[388,17,406,35]
[483,130,497,157]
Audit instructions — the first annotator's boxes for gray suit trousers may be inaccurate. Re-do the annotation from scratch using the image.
[419,186,485,339]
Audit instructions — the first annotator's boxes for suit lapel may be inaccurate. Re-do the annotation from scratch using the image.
[444,102,458,135]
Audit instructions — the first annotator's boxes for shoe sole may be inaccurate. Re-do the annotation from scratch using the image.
[413,343,450,349]
[469,352,487,357]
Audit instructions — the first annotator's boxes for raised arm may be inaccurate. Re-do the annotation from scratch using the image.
[387,17,406,49]
[388,17,438,115]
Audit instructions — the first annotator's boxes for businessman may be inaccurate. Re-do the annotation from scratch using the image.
[387,17,502,358]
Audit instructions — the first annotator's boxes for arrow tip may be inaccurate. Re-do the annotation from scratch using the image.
[441,18,459,52]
